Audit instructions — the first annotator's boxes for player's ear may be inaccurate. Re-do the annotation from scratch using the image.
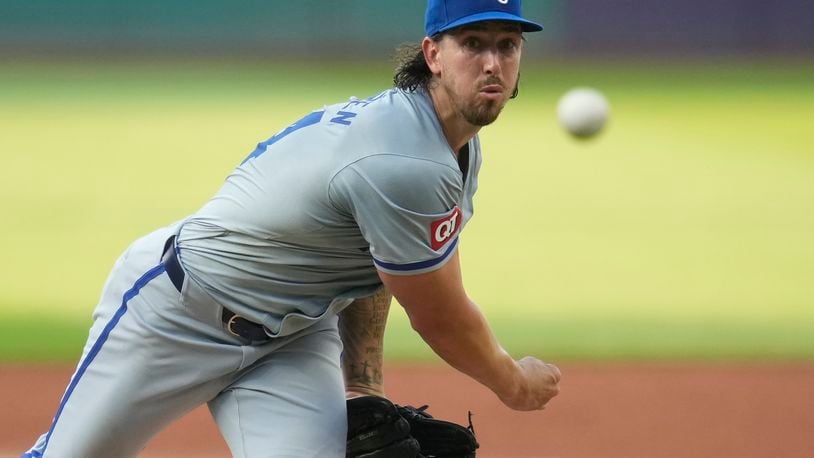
[422,36,442,76]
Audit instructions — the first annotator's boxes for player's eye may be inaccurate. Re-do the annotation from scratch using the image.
[463,37,482,50]
[499,39,519,54]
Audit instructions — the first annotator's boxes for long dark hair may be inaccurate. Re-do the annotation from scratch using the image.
[392,37,520,98]
[393,40,438,93]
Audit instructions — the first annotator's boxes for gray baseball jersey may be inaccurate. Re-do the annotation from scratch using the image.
[24,88,482,457]
[177,88,481,336]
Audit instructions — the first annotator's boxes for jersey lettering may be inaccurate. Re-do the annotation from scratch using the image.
[241,110,325,164]
[430,207,462,251]
[330,111,357,126]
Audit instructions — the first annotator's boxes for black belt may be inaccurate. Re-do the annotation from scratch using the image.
[161,236,271,343]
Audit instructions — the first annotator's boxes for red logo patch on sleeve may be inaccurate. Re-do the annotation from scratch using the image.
[430,207,462,251]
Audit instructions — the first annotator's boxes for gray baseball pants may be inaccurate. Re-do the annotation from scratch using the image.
[24,224,347,457]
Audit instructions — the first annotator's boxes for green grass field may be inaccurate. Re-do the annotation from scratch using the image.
[1,59,812,362]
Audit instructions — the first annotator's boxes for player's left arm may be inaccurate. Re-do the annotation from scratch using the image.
[338,286,393,398]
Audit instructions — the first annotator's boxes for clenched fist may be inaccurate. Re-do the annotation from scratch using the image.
[499,357,561,411]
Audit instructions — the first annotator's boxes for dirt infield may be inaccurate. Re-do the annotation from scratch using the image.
[3,363,813,457]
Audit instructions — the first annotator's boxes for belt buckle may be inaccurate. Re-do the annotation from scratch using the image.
[226,314,243,338]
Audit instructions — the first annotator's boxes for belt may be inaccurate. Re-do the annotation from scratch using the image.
[161,236,271,342]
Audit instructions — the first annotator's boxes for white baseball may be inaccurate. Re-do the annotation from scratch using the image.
[557,87,610,139]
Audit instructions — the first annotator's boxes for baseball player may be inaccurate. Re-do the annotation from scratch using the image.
[24,0,560,456]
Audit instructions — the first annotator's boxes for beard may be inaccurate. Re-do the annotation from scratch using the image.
[461,98,504,126]
[443,76,511,127]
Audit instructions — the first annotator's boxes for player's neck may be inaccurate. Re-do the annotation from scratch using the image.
[428,87,481,155]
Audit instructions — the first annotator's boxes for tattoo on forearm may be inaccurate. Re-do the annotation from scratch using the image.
[339,287,393,393]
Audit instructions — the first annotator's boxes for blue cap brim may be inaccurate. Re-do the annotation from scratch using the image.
[436,11,543,35]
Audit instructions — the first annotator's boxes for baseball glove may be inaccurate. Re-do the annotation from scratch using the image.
[346,395,421,458]
[346,396,479,458]
[396,403,479,458]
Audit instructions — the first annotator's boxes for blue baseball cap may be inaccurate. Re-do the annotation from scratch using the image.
[425,0,543,37]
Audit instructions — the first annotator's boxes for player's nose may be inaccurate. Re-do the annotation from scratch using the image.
[481,48,501,75]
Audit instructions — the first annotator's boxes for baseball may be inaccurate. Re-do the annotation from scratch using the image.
[557,87,610,139]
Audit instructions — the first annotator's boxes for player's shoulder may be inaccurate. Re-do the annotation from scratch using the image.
[328,152,462,213]
[339,150,461,189]
[326,89,456,168]
[324,89,466,207]
[348,152,460,182]
[325,88,436,132]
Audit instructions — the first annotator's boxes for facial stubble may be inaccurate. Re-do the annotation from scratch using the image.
[444,77,510,127]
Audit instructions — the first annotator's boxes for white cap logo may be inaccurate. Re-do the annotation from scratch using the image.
[498,0,509,4]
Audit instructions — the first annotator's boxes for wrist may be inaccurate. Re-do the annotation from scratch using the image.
[494,358,526,405]
[345,384,385,399]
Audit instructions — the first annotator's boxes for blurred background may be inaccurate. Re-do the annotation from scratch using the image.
[3,0,814,57]
[1,0,812,361]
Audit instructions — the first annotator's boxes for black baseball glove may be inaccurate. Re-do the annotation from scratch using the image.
[346,396,479,458]
[346,395,420,458]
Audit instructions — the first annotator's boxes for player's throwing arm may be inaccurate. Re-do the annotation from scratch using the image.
[379,251,560,411]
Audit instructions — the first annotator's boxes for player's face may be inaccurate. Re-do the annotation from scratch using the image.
[435,22,523,126]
